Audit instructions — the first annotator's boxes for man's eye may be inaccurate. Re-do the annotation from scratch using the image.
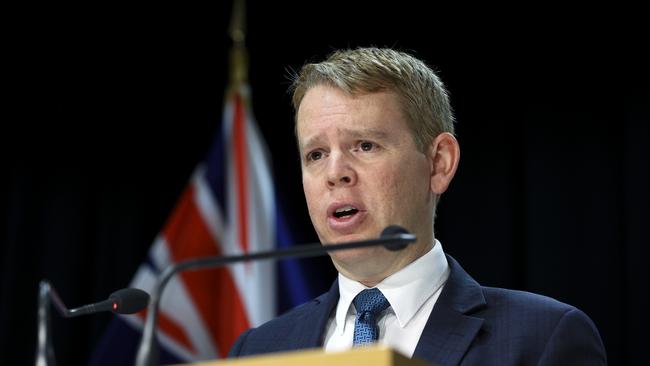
[307,151,323,161]
[360,141,374,151]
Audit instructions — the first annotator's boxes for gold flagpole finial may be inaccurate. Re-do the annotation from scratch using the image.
[228,0,248,85]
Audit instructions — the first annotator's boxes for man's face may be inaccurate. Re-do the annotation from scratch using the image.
[297,85,436,280]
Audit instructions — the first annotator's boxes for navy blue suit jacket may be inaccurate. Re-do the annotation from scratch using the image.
[229,256,606,365]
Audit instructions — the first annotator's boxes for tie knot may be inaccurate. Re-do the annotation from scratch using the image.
[353,288,390,316]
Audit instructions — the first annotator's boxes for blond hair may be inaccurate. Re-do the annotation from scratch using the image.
[291,47,454,151]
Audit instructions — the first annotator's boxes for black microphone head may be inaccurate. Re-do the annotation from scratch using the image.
[380,225,412,251]
[109,288,150,314]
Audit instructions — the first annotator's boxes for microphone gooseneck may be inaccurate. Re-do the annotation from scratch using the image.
[135,225,417,366]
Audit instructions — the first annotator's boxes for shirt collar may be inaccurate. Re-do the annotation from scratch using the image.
[335,240,449,334]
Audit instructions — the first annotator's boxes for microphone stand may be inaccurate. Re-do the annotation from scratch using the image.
[135,231,416,366]
[35,280,93,366]
[35,281,57,366]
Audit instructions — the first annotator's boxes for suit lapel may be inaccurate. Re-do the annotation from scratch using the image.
[296,257,487,363]
[413,256,486,366]
[293,279,340,349]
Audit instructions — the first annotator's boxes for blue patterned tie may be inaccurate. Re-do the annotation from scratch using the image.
[352,288,390,346]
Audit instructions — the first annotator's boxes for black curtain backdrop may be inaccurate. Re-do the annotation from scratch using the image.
[2,3,648,365]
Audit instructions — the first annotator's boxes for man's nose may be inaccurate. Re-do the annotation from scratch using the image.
[326,153,357,188]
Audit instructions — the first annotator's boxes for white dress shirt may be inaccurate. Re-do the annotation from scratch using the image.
[323,240,450,357]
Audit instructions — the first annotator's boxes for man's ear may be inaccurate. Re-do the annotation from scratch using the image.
[428,132,460,195]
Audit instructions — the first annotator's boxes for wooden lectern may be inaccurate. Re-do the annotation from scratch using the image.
[180,346,429,366]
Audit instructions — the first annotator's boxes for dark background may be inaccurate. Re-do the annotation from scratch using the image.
[2,2,648,365]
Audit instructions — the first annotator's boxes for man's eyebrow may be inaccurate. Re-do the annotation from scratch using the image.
[298,128,389,151]
[299,135,322,152]
[300,128,390,151]
[345,128,389,140]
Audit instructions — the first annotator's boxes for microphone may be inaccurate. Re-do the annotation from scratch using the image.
[35,280,150,366]
[48,283,150,318]
[380,225,412,251]
[135,225,417,366]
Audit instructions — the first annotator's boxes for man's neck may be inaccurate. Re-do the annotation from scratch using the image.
[334,240,435,287]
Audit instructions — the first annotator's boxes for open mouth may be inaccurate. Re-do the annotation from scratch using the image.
[327,202,367,232]
[333,205,359,219]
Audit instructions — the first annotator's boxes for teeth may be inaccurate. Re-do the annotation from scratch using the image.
[333,205,359,218]
[335,205,356,214]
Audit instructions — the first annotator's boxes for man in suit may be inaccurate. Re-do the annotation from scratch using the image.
[228,47,606,365]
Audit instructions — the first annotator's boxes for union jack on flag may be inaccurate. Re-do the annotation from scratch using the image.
[88,81,310,365]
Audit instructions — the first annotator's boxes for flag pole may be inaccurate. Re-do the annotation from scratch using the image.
[134,2,250,365]
[228,0,247,87]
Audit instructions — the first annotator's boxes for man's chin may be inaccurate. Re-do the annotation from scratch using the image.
[329,246,396,284]
[322,233,369,245]
[329,246,370,263]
